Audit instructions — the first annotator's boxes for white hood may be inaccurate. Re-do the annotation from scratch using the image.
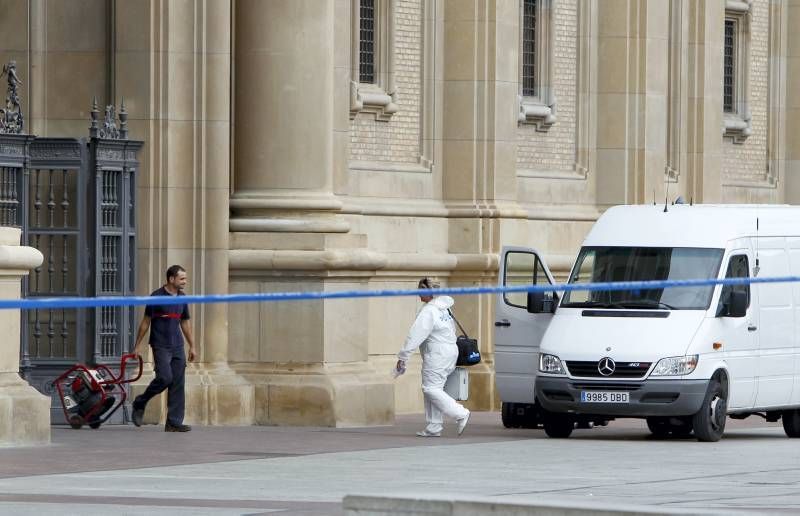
[430,296,455,310]
[540,309,706,363]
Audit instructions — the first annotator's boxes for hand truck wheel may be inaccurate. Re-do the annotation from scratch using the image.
[89,421,102,429]
[68,415,84,430]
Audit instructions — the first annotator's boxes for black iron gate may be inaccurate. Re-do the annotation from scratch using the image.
[0,97,142,423]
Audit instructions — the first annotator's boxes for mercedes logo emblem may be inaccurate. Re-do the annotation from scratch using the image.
[598,357,616,376]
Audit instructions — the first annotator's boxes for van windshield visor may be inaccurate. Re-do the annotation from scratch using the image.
[561,247,724,310]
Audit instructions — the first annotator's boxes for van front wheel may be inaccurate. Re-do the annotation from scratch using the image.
[782,409,800,437]
[692,380,727,442]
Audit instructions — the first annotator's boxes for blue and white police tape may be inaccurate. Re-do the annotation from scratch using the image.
[0,274,796,311]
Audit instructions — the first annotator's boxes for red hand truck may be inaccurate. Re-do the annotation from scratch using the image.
[53,353,143,429]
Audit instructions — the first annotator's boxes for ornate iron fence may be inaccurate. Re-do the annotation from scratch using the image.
[0,90,142,423]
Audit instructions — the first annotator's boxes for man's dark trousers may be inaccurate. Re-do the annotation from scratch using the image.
[133,345,186,425]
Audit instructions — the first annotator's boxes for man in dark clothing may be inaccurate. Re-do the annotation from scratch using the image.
[131,265,196,432]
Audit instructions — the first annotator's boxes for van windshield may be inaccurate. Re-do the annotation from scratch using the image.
[561,247,724,310]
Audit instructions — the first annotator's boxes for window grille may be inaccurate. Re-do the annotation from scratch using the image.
[723,19,736,113]
[522,0,537,97]
[359,0,376,84]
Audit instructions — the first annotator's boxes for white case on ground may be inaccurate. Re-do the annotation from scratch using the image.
[444,367,469,401]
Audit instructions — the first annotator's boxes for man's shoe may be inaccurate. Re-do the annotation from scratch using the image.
[165,423,192,432]
[131,405,144,427]
[457,410,471,436]
[415,429,441,437]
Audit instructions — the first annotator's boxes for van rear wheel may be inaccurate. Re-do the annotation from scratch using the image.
[543,413,574,438]
[646,417,671,437]
[670,419,694,437]
[646,417,693,438]
[782,409,800,437]
[502,402,543,429]
[692,380,727,442]
[501,402,521,428]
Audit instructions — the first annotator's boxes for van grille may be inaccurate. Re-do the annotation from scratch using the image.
[565,361,651,378]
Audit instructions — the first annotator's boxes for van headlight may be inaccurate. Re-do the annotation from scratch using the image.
[539,353,566,375]
[650,355,699,376]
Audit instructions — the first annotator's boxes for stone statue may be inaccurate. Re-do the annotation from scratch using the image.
[0,60,24,134]
[100,104,120,139]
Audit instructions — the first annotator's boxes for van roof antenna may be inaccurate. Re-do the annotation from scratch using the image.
[663,172,670,212]
[653,189,656,205]
[690,196,693,206]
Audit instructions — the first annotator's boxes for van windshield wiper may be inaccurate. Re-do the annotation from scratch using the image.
[616,300,677,310]
[561,301,627,309]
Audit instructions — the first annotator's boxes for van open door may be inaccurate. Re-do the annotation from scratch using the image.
[495,246,557,427]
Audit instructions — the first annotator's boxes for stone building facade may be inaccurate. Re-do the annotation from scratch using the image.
[1,0,799,428]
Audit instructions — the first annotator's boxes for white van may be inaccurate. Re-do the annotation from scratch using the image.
[496,204,800,442]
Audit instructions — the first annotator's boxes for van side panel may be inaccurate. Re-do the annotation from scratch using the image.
[788,238,800,405]
[754,238,794,408]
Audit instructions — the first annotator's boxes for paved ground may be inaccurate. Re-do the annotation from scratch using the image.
[0,413,796,515]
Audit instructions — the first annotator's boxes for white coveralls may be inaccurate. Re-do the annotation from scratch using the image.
[398,296,469,434]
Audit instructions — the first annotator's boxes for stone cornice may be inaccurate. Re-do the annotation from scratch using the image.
[340,199,600,221]
[229,219,351,233]
[229,200,601,232]
[229,250,575,274]
[230,195,344,212]
[0,228,43,273]
[0,246,44,274]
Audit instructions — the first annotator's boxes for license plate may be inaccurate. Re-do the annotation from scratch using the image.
[63,395,76,409]
[580,391,629,403]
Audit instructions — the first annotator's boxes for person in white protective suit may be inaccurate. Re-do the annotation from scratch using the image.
[395,277,470,437]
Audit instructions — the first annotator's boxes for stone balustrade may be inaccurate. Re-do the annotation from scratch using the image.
[0,227,50,445]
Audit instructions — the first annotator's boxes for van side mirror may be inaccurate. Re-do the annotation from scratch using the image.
[720,290,747,318]
[547,292,559,313]
[527,291,557,314]
[527,291,543,313]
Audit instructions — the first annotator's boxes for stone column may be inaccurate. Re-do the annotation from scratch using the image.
[116,0,253,426]
[232,0,340,225]
[685,0,723,203]
[0,0,108,137]
[26,0,109,136]
[440,0,520,210]
[228,0,392,427]
[438,0,525,410]
[0,227,49,445]
[785,0,800,202]
[595,0,672,207]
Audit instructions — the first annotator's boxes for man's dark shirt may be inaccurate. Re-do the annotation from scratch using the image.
[145,287,190,348]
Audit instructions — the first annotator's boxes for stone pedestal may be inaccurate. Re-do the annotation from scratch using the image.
[0,228,49,445]
[247,364,393,428]
[131,364,255,426]
[228,233,394,426]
